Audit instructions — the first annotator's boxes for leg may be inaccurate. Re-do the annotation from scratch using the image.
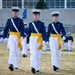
[50,37,58,67]
[8,38,16,71]
[56,50,62,68]
[68,42,71,51]
[14,41,20,69]
[30,43,38,70]
[49,37,60,71]
[24,38,28,56]
[30,37,39,73]
[22,38,28,57]
[36,50,42,71]
[65,43,68,50]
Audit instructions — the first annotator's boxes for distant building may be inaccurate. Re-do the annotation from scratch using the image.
[0,0,75,32]
[0,0,75,9]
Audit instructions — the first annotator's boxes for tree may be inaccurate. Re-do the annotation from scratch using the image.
[36,0,48,9]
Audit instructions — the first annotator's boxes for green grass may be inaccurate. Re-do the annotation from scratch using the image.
[0,34,75,75]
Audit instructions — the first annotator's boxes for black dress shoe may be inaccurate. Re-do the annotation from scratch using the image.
[9,64,14,71]
[53,65,59,71]
[36,70,40,72]
[23,54,27,58]
[31,68,36,73]
[23,54,26,58]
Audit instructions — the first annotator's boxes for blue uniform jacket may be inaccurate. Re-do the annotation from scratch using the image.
[0,35,3,38]
[3,17,24,38]
[24,28,29,37]
[67,36,73,42]
[64,36,68,43]
[27,20,47,43]
[47,21,66,41]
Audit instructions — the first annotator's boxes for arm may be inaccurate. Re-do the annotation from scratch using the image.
[47,24,51,41]
[27,23,31,44]
[20,19,24,37]
[3,19,10,38]
[61,23,66,37]
[42,23,47,42]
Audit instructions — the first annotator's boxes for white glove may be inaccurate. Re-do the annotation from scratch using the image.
[42,41,47,52]
[46,42,49,46]
[62,36,66,40]
[3,38,8,43]
[43,41,45,45]
[21,37,23,41]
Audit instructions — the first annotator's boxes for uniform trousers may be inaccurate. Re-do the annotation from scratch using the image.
[49,37,62,68]
[8,34,20,68]
[30,36,42,71]
[21,38,28,55]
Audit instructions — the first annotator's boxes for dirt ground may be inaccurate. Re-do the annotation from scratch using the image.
[0,34,75,75]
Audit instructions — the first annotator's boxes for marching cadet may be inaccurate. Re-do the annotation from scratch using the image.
[21,22,29,58]
[62,34,68,50]
[47,11,66,71]
[62,33,69,50]
[67,32,73,51]
[0,30,4,43]
[27,9,47,73]
[3,7,24,71]
[0,35,4,43]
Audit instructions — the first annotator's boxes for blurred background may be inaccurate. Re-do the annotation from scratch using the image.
[0,0,75,33]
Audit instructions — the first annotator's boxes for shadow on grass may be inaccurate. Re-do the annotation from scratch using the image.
[0,68,57,75]
[35,72,55,75]
[60,69,75,75]
[62,50,75,52]
[0,68,75,75]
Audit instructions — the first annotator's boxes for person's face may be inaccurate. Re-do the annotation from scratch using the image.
[67,34,69,36]
[12,11,19,17]
[69,34,71,36]
[33,14,40,20]
[24,25,27,28]
[52,16,59,22]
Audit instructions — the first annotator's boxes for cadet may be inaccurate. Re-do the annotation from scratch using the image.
[47,11,66,71]
[62,34,68,50]
[27,9,47,73]
[0,30,4,43]
[67,32,73,51]
[3,7,24,71]
[0,35,4,43]
[21,22,29,57]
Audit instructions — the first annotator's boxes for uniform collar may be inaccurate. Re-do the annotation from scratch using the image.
[24,28,28,29]
[12,17,18,19]
[33,20,39,23]
[53,21,59,24]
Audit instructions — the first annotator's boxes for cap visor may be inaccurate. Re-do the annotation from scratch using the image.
[33,12,40,15]
[12,9,19,12]
[52,14,59,16]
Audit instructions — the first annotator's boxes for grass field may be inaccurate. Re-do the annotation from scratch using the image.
[0,34,75,75]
